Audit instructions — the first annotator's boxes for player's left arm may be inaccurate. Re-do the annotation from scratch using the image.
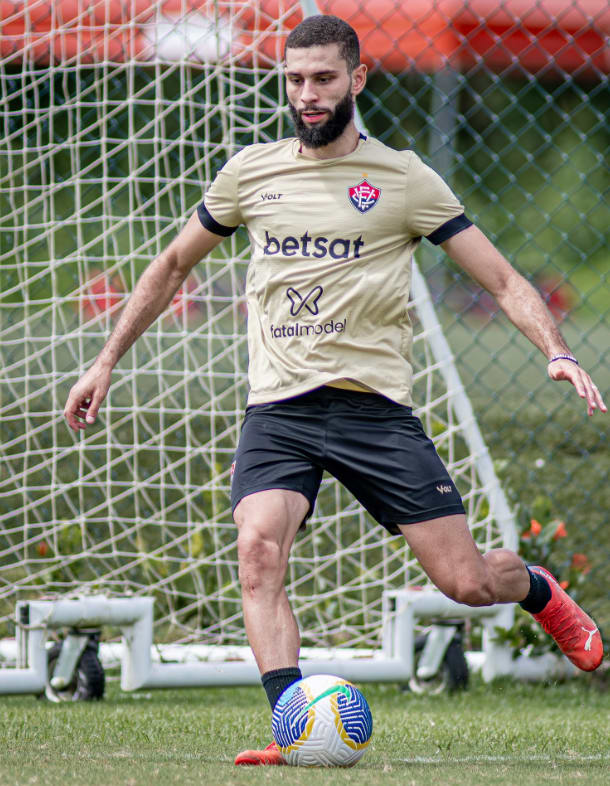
[440,224,607,417]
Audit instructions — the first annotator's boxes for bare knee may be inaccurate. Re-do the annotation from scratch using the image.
[237,531,284,594]
[447,574,496,607]
[443,549,523,606]
[234,490,308,596]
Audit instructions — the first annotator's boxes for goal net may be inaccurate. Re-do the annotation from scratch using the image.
[0,0,516,660]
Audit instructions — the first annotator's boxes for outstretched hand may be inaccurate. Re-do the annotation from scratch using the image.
[64,363,112,431]
[547,359,607,417]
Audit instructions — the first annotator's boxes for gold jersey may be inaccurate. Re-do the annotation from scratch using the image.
[199,135,470,406]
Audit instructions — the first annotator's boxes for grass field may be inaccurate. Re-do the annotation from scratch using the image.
[1,677,609,786]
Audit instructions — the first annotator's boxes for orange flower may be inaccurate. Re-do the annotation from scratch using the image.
[553,521,568,540]
[571,553,591,574]
[559,580,569,589]
[530,519,542,536]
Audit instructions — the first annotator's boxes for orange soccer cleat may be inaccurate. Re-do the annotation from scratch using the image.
[234,741,285,766]
[530,566,603,671]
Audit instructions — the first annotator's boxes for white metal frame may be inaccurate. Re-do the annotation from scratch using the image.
[0,593,574,696]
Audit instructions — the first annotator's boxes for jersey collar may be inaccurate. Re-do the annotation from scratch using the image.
[294,132,368,161]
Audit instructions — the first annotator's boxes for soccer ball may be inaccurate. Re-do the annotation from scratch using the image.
[271,674,373,767]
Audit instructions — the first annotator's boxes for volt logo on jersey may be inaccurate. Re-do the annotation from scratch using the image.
[348,179,381,213]
[286,286,323,316]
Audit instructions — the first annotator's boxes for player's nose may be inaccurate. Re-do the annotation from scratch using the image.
[299,79,319,103]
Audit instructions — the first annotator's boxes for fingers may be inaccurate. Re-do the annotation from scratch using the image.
[548,360,607,417]
[64,369,111,431]
[85,389,105,424]
[64,389,92,431]
[590,382,608,416]
[580,374,601,417]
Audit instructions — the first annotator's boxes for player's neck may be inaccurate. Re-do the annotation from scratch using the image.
[298,123,361,160]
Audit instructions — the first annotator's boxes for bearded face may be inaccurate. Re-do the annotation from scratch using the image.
[288,87,354,149]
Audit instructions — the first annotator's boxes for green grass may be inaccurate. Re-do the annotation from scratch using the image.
[1,678,610,785]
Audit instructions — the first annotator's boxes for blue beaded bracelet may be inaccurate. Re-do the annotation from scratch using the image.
[548,354,579,365]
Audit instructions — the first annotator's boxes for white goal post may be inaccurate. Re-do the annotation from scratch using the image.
[1,0,523,690]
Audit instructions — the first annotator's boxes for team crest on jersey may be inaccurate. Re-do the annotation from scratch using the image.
[348,179,381,213]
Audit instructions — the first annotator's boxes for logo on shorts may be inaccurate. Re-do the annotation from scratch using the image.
[286,285,323,316]
[348,179,381,213]
[436,484,453,495]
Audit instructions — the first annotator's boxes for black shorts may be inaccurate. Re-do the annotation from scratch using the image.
[230,386,465,535]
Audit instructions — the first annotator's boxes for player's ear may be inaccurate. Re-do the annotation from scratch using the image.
[351,63,367,96]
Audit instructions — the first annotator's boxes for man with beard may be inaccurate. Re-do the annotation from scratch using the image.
[64,14,606,765]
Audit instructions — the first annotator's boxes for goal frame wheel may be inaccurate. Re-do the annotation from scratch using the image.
[44,637,105,703]
[408,628,469,695]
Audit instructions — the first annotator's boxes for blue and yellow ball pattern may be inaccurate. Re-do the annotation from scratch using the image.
[271,674,373,767]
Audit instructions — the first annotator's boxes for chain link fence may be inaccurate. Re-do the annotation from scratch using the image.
[1,1,608,635]
[350,3,610,628]
[354,2,610,628]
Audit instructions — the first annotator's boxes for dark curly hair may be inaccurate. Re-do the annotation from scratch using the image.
[285,15,360,72]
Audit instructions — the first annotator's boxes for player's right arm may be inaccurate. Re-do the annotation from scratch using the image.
[64,213,224,431]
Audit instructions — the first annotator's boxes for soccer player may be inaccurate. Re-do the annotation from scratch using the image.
[64,15,607,765]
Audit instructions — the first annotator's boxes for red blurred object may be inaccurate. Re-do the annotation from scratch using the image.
[571,552,591,574]
[0,0,607,74]
[536,276,577,323]
[80,270,123,321]
[521,517,543,539]
[530,518,543,536]
[167,275,200,323]
[552,521,568,540]
[456,0,609,74]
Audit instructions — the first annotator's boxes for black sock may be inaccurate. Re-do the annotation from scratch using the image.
[261,667,302,711]
[519,567,552,614]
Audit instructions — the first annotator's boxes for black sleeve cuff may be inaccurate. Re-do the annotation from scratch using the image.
[197,202,239,237]
[426,213,473,245]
